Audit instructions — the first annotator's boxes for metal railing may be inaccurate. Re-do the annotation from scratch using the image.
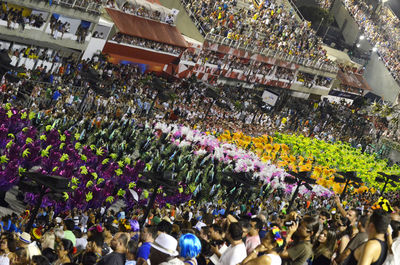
[109,5,175,26]
[179,0,207,36]
[287,0,305,21]
[40,0,104,14]
[205,33,339,74]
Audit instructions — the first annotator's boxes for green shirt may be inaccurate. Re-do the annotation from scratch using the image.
[63,230,76,246]
[287,240,313,265]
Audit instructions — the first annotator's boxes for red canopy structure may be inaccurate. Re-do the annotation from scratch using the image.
[337,70,372,91]
[106,8,188,48]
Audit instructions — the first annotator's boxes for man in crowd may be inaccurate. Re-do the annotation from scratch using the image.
[97,232,128,265]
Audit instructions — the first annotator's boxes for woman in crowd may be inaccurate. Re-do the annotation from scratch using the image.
[280,216,320,265]
[179,233,202,265]
[242,226,285,265]
[54,239,74,265]
[312,228,337,265]
[335,216,353,255]
[0,235,16,265]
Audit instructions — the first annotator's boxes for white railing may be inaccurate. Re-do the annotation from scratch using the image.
[50,0,104,14]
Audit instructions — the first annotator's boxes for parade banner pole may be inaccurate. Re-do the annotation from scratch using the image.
[376,172,399,195]
[285,171,315,213]
[140,189,158,228]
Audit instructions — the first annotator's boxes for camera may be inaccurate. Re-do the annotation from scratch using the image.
[210,239,225,247]
[284,217,300,227]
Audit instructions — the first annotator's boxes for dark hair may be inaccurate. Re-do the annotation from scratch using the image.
[5,235,16,252]
[393,200,400,208]
[302,216,320,243]
[349,208,360,219]
[88,231,104,248]
[144,225,158,239]
[157,220,172,234]
[323,228,337,254]
[117,233,129,248]
[32,255,50,265]
[337,217,353,239]
[319,210,330,220]
[127,240,138,255]
[42,248,58,263]
[369,210,390,234]
[73,228,82,238]
[60,238,74,261]
[239,220,252,232]
[104,223,118,235]
[64,219,75,231]
[391,220,400,239]
[82,252,97,265]
[200,239,213,257]
[203,214,214,226]
[251,218,264,231]
[228,223,243,241]
[359,215,369,228]
[210,224,223,235]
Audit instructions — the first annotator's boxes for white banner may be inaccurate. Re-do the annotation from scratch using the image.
[262,90,279,106]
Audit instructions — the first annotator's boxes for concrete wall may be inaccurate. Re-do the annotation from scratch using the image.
[331,0,360,46]
[364,53,400,102]
[159,0,204,42]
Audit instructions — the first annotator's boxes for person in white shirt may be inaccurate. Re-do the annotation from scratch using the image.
[209,224,228,265]
[383,219,399,265]
[219,223,246,265]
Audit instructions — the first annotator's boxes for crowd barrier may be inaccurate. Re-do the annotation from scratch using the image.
[48,0,104,14]
[204,33,339,74]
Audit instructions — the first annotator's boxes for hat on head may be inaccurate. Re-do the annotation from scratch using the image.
[162,216,172,224]
[32,227,42,240]
[194,222,207,231]
[19,232,31,244]
[151,233,179,257]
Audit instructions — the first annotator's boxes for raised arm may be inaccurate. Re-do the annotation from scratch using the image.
[334,195,347,218]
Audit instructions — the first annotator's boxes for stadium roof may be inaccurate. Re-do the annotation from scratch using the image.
[106,8,188,48]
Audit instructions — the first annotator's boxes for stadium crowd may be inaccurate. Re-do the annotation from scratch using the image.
[39,0,103,13]
[181,0,332,67]
[0,0,400,265]
[317,0,333,10]
[111,33,184,56]
[0,4,45,30]
[0,54,383,151]
[343,0,400,83]
[105,0,175,25]
[0,188,399,265]
[1,56,398,265]
[120,2,176,25]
